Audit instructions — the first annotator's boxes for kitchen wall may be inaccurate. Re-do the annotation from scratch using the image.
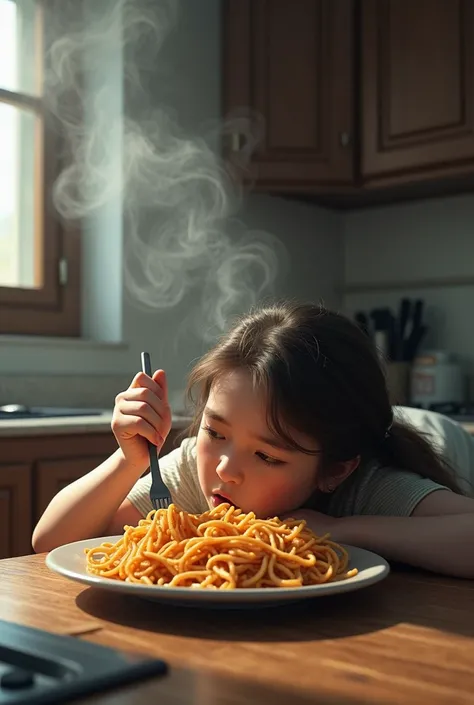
[8,0,473,410]
[121,0,344,408]
[0,0,343,410]
[342,193,474,396]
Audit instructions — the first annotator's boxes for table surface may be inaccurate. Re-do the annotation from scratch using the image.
[1,553,474,705]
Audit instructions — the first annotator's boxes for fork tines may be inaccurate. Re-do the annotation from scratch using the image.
[151,496,170,510]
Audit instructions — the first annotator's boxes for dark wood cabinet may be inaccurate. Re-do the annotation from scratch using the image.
[35,456,112,521]
[0,433,117,559]
[0,464,32,560]
[362,0,474,185]
[223,0,474,200]
[222,0,355,192]
[0,426,186,559]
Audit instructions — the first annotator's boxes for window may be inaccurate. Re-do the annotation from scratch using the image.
[0,0,80,337]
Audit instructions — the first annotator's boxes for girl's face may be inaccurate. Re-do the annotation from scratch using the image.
[196,370,321,518]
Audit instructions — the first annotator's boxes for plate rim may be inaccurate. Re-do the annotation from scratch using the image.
[45,535,390,602]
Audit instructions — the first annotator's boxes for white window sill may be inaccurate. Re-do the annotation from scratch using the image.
[0,335,129,352]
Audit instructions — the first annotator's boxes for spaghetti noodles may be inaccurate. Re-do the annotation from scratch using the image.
[85,503,358,589]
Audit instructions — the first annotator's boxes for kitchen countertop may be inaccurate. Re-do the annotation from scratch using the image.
[0,410,472,438]
[1,553,474,704]
[0,412,192,437]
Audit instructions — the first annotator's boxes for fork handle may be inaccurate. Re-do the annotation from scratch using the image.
[140,352,161,477]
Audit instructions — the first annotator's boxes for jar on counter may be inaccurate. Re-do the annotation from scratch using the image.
[410,351,464,409]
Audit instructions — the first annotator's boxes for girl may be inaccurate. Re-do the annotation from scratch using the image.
[32,302,474,578]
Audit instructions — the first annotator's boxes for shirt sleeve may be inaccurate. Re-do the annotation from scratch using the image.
[126,437,207,517]
[394,406,474,497]
[351,466,450,517]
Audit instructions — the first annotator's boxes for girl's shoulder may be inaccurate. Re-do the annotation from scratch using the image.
[159,435,206,513]
[393,406,471,455]
[127,435,204,516]
[394,406,474,490]
[325,457,449,519]
[161,435,198,476]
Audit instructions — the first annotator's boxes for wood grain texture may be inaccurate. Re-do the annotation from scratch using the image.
[0,464,32,558]
[0,433,118,558]
[0,429,185,560]
[222,0,355,189]
[362,0,474,180]
[1,554,474,704]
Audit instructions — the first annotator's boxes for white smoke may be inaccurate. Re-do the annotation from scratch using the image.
[45,0,285,341]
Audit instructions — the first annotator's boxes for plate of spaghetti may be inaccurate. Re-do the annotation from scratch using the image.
[46,503,389,607]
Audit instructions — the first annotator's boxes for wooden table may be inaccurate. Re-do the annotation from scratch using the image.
[1,554,474,705]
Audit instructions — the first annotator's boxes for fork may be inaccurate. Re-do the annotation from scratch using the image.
[140,352,171,510]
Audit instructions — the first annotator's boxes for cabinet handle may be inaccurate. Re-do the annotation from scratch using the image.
[339,132,351,148]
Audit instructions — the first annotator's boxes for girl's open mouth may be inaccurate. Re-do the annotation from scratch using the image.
[211,493,237,508]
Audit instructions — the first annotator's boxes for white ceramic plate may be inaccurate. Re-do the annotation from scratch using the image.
[46,536,390,608]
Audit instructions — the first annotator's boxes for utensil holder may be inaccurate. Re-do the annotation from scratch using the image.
[386,362,411,406]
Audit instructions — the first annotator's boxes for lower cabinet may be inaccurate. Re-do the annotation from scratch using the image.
[0,426,184,559]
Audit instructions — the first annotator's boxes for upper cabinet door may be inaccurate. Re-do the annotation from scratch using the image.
[222,0,355,192]
[362,0,474,182]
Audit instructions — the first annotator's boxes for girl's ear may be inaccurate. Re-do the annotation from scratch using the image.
[318,455,361,493]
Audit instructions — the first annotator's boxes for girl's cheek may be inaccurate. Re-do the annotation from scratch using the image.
[197,437,214,464]
[270,478,311,512]
[196,432,212,462]
[256,478,297,513]
[196,438,218,487]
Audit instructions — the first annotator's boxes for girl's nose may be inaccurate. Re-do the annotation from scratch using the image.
[216,454,244,485]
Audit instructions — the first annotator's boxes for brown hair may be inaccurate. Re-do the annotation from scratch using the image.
[185,301,461,493]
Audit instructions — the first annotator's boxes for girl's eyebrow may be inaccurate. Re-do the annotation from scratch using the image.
[203,407,296,452]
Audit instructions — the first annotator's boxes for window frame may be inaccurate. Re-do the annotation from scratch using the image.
[0,0,81,337]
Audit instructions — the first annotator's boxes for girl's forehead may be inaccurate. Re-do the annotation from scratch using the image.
[206,370,321,453]
[208,370,266,408]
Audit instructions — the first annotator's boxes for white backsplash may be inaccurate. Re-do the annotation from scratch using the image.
[0,374,188,414]
[0,374,127,409]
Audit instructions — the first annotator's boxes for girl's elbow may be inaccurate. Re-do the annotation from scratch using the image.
[31,530,46,554]
[31,525,57,554]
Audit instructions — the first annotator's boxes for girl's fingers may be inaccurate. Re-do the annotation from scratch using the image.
[114,370,171,449]
[117,387,171,424]
[129,370,168,402]
[112,413,159,446]
[116,397,167,438]
[152,369,168,400]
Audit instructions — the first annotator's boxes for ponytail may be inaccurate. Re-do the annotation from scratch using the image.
[379,421,462,493]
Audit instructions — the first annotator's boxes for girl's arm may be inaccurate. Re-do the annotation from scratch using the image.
[291,491,474,578]
[333,511,474,578]
[32,449,145,552]
[32,368,171,553]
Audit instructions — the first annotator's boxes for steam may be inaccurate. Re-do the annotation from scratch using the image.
[45,0,284,340]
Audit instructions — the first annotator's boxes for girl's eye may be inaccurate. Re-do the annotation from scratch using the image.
[201,426,284,464]
[202,425,225,440]
[255,451,285,466]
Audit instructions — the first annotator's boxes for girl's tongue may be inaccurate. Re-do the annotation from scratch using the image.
[211,493,236,508]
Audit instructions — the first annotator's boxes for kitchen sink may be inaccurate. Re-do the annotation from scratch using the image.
[0,405,105,420]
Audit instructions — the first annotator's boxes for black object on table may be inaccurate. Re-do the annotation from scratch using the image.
[0,620,167,704]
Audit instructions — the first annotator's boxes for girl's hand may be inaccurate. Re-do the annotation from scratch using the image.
[284,509,337,538]
[111,369,171,472]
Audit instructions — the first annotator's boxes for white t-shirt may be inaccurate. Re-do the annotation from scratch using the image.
[126,406,474,518]
[127,436,207,517]
[393,406,474,496]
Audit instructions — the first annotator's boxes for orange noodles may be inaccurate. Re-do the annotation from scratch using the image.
[85,503,358,589]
